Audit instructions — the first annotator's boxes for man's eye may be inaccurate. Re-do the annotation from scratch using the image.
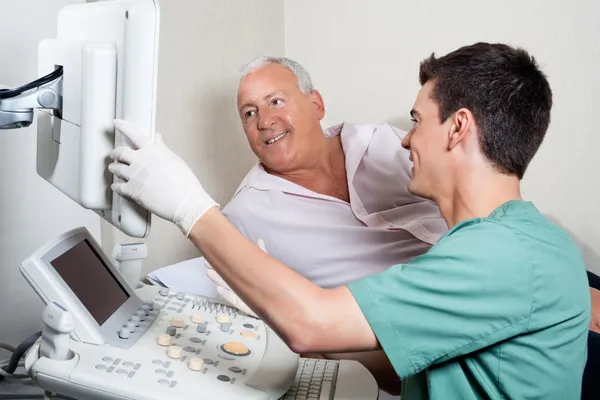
[244,110,256,119]
[272,99,284,106]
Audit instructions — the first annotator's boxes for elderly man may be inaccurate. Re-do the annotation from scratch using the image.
[165,56,446,395]
[110,42,590,399]
[209,56,448,395]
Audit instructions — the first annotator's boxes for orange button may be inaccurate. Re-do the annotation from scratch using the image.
[240,330,257,339]
[222,341,250,356]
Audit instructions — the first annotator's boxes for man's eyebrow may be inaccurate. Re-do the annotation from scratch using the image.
[410,109,421,119]
[238,90,286,112]
[263,90,285,101]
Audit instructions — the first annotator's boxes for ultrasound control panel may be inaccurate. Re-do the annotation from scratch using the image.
[20,227,299,399]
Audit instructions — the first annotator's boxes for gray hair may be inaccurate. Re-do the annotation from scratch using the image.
[239,56,314,94]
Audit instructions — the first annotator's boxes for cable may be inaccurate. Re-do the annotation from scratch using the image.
[0,343,16,353]
[0,66,63,99]
[0,331,41,382]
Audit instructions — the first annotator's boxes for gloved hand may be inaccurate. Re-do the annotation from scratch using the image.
[108,119,219,236]
[205,238,267,318]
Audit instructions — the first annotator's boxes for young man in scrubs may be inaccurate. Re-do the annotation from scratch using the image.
[108,42,590,399]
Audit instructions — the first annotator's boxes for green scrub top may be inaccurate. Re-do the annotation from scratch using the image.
[348,200,590,399]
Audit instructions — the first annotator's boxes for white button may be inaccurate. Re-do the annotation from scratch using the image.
[167,345,183,359]
[157,334,172,347]
[126,321,136,332]
[159,288,169,297]
[131,316,141,326]
[118,327,130,339]
[170,316,185,328]
[191,312,204,324]
[176,292,185,300]
[188,357,204,371]
[216,313,229,324]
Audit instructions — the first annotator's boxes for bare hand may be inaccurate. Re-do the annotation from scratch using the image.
[589,288,600,333]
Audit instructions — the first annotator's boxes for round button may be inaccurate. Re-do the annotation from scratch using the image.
[170,316,185,328]
[167,345,183,359]
[118,327,131,339]
[126,321,136,332]
[191,312,204,324]
[143,300,155,310]
[157,333,172,347]
[136,310,146,319]
[189,337,203,343]
[123,361,134,367]
[183,346,196,353]
[216,313,229,324]
[141,305,151,315]
[176,292,185,300]
[221,341,250,356]
[152,359,163,365]
[158,378,169,385]
[203,358,214,365]
[95,364,107,370]
[240,330,257,339]
[243,323,255,329]
[229,366,242,373]
[102,357,113,362]
[131,316,141,326]
[117,369,128,375]
[196,323,207,333]
[155,369,166,374]
[217,375,231,382]
[159,288,169,297]
[166,326,177,337]
[188,357,204,371]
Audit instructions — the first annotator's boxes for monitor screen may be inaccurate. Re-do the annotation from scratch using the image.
[50,239,129,325]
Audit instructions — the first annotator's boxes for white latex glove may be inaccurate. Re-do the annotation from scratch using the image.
[205,238,267,318]
[108,119,219,236]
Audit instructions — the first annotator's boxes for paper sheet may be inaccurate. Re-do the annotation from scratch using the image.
[146,257,219,299]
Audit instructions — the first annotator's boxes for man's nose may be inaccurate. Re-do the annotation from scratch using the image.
[258,108,277,130]
[401,130,413,150]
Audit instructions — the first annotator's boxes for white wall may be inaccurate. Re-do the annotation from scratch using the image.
[0,0,101,351]
[284,0,600,273]
[101,0,285,275]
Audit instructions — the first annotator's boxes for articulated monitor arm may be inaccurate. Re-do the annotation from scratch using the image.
[0,67,63,129]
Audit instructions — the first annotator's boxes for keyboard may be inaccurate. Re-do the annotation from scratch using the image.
[280,358,339,400]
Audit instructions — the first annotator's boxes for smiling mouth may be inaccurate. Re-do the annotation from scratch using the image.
[266,131,288,145]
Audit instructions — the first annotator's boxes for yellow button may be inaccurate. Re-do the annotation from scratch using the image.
[222,341,250,355]
[188,357,204,371]
[240,330,257,339]
[216,313,229,324]
[167,345,183,359]
[157,333,172,347]
[170,316,185,328]
[191,312,204,324]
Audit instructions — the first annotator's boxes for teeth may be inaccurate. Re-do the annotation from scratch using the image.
[267,131,288,145]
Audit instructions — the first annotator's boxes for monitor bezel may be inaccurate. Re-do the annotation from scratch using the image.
[36,228,144,347]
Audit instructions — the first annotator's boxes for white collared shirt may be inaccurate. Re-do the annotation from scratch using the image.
[222,123,448,288]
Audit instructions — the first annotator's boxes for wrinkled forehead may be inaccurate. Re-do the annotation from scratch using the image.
[236,63,299,107]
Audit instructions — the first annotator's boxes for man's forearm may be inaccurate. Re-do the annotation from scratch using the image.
[188,208,379,353]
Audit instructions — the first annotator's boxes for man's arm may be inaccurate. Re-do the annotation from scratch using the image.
[189,207,379,354]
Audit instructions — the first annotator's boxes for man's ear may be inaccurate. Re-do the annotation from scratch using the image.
[310,90,326,120]
[448,108,473,151]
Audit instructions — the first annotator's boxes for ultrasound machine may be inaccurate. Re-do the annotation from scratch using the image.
[18,227,379,400]
[1,1,380,398]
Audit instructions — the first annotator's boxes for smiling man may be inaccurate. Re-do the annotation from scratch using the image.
[215,57,447,395]
[108,43,591,399]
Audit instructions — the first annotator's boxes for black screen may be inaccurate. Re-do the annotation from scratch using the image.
[50,239,129,325]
